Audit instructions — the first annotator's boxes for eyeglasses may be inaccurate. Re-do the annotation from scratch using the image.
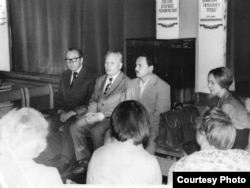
[65,57,82,64]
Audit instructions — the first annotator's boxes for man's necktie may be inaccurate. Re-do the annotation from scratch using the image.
[103,77,113,95]
[70,72,78,88]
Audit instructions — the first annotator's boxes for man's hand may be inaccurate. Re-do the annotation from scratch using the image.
[57,109,65,115]
[85,112,105,124]
[60,111,77,122]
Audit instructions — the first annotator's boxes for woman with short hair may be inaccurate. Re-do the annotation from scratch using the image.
[207,67,250,149]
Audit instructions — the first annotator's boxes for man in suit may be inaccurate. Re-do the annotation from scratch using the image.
[125,54,171,154]
[47,48,98,165]
[61,51,130,174]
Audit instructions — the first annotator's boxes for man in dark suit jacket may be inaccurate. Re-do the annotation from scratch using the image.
[59,51,130,174]
[47,48,98,163]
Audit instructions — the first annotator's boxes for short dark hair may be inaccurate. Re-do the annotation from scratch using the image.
[196,107,236,150]
[65,47,84,58]
[208,67,233,89]
[137,53,153,66]
[110,100,150,145]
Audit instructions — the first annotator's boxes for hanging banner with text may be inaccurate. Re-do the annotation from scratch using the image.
[0,0,10,71]
[0,0,7,25]
[156,0,179,39]
[200,0,223,29]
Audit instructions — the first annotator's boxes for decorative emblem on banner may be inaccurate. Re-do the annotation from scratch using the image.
[200,23,223,29]
[158,22,178,28]
[199,0,223,30]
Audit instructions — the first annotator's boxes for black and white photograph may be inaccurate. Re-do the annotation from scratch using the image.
[0,0,250,187]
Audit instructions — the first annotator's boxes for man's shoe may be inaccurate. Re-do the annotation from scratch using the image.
[71,159,89,174]
[72,165,86,174]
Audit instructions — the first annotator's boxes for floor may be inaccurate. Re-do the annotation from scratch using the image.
[34,138,87,184]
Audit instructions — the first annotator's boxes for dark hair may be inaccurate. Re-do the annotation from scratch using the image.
[110,100,150,145]
[208,67,233,89]
[65,48,84,58]
[136,53,153,66]
[196,107,236,150]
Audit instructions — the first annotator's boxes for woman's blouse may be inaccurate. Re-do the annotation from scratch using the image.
[217,90,250,130]
[168,149,250,185]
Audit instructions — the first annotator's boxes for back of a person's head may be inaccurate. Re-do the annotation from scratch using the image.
[0,108,49,159]
[110,100,150,145]
[208,67,233,89]
[196,107,236,150]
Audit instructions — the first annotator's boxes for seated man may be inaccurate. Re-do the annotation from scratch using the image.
[125,54,171,154]
[63,51,130,174]
[87,100,162,184]
[46,47,98,162]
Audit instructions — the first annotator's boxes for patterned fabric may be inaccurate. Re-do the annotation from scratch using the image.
[103,77,113,95]
[70,71,78,88]
[168,149,250,185]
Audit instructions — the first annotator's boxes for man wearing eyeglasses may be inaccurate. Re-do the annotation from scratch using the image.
[55,48,98,121]
[58,51,130,176]
[47,48,98,169]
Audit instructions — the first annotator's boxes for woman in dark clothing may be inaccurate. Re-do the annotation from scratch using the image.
[208,67,250,149]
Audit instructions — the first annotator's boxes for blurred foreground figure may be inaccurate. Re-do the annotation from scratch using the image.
[167,108,250,187]
[0,108,63,188]
[87,100,162,184]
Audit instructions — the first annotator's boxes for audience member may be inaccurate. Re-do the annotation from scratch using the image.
[167,108,250,186]
[47,47,98,172]
[208,67,250,149]
[61,51,130,174]
[125,54,171,154]
[0,108,63,188]
[87,100,162,184]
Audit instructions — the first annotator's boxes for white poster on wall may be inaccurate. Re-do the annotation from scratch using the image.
[156,0,179,39]
[199,0,223,29]
[0,0,10,71]
[196,0,227,93]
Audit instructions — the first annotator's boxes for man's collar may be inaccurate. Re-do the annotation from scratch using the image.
[108,71,120,81]
[73,65,83,74]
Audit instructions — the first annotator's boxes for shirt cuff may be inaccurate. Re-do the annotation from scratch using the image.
[97,112,105,121]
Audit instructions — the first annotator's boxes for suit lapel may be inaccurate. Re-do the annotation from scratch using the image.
[134,79,141,100]
[100,75,109,98]
[70,67,86,92]
[140,75,155,101]
[63,71,72,98]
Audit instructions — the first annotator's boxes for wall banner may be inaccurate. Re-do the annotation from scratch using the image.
[156,0,179,39]
[200,0,223,29]
[0,0,7,26]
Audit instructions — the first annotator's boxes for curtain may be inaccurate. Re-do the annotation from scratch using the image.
[8,0,125,75]
[227,0,250,89]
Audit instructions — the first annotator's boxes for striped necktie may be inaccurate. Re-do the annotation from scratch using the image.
[70,72,78,88]
[103,77,113,95]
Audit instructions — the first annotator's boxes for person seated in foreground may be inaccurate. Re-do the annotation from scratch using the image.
[86,100,162,184]
[0,108,63,188]
[167,108,250,186]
